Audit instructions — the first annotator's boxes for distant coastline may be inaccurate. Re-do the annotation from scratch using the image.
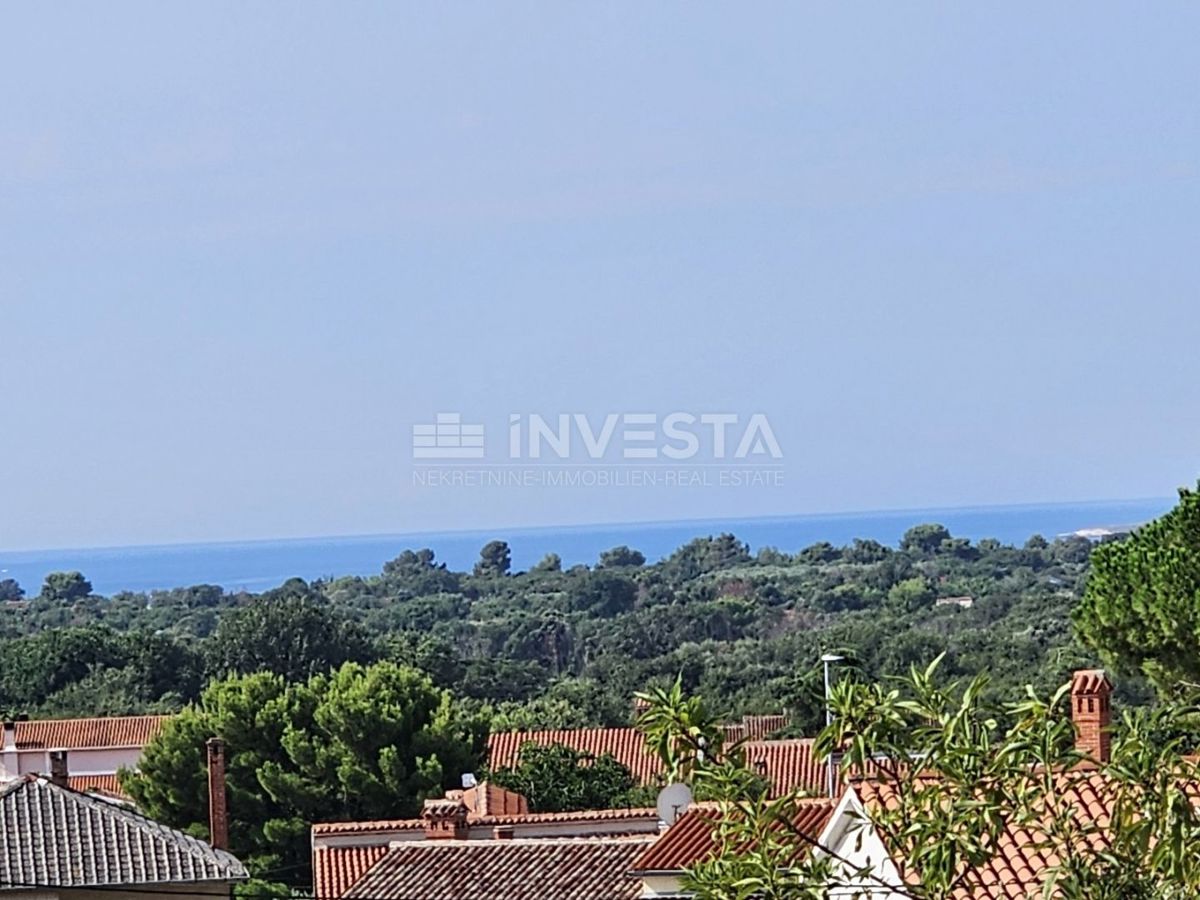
[0,497,1173,597]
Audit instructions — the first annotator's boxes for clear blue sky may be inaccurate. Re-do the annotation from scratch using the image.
[2,3,1197,551]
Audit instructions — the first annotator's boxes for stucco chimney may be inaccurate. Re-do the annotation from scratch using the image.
[206,738,229,850]
[0,722,16,781]
[48,750,68,787]
[1070,669,1113,763]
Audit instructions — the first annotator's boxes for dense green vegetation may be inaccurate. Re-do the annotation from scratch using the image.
[488,743,650,812]
[1075,485,1200,695]
[124,662,487,886]
[12,502,1199,894]
[645,666,1200,900]
[1,523,1143,726]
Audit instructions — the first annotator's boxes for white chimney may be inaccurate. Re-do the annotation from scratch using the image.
[0,723,17,781]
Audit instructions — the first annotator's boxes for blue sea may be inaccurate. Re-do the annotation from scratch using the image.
[0,498,1173,597]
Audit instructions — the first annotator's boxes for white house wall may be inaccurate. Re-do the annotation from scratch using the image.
[818,788,908,900]
[0,747,144,780]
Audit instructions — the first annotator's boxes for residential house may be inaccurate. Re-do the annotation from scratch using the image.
[342,836,653,900]
[313,782,663,899]
[0,773,247,899]
[488,713,823,797]
[639,669,1133,899]
[631,798,835,898]
[0,715,168,797]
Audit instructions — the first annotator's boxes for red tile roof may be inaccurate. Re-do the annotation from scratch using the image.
[312,805,661,899]
[314,845,389,900]
[312,805,659,836]
[312,818,423,837]
[631,799,835,873]
[725,714,790,743]
[66,774,125,798]
[631,809,716,873]
[487,729,825,796]
[343,837,654,900]
[854,769,1123,899]
[488,728,661,783]
[744,739,826,798]
[14,716,169,750]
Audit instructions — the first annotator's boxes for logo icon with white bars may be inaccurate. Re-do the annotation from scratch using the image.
[412,413,485,459]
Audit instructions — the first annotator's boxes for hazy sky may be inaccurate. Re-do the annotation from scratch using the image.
[2,3,1198,551]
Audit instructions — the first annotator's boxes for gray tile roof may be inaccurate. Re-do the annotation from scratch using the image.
[0,776,248,889]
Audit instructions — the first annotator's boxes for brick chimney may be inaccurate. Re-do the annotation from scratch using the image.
[422,798,469,840]
[1070,669,1113,763]
[48,750,68,787]
[206,738,229,850]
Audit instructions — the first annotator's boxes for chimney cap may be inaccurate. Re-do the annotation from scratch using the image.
[423,798,467,818]
[422,797,469,840]
[1071,669,1113,694]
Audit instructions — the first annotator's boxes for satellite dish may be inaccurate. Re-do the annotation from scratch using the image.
[656,783,693,827]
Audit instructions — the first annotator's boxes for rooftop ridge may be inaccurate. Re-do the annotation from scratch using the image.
[314,805,660,835]
[385,834,656,846]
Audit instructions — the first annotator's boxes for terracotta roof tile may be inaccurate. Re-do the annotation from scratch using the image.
[631,799,835,873]
[488,728,661,783]
[312,818,424,836]
[630,810,718,873]
[738,715,789,741]
[856,769,1123,899]
[481,805,660,828]
[487,729,825,795]
[67,774,126,798]
[744,739,826,797]
[312,805,659,836]
[314,845,389,900]
[344,837,654,900]
[14,715,170,750]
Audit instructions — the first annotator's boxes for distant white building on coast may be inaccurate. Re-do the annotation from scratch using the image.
[1060,524,1139,541]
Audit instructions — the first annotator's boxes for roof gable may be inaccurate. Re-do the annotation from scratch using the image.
[631,799,835,873]
[836,772,1128,899]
